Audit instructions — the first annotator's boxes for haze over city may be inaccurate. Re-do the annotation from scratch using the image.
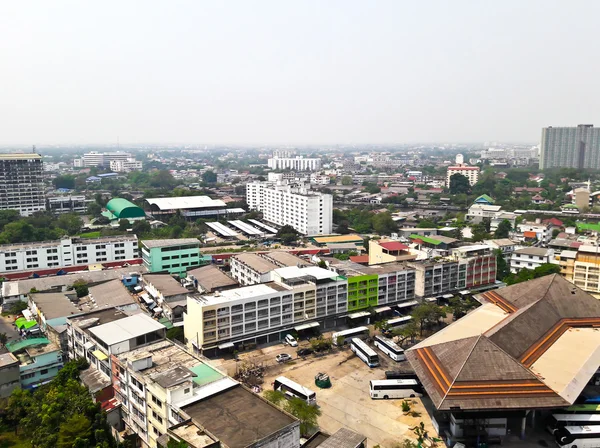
[1,0,599,145]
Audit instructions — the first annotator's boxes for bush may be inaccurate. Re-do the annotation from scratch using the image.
[309,336,332,352]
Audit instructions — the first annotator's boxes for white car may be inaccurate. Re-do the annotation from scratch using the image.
[276,353,293,363]
[284,334,298,347]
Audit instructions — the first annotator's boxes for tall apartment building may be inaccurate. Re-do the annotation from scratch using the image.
[110,158,143,172]
[540,124,600,169]
[267,155,321,171]
[0,235,139,273]
[0,154,46,216]
[446,165,480,187]
[246,178,333,235]
[83,151,132,167]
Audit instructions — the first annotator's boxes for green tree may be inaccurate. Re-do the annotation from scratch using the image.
[411,303,445,336]
[0,332,7,346]
[118,219,130,231]
[56,213,83,235]
[57,414,92,448]
[132,220,152,236]
[87,202,102,217]
[150,170,177,189]
[372,212,398,235]
[495,249,509,280]
[72,280,89,298]
[416,219,436,229]
[494,219,512,238]
[52,175,76,190]
[167,438,189,448]
[392,321,419,346]
[341,176,353,186]
[202,170,217,183]
[263,390,286,407]
[449,173,470,194]
[0,209,20,230]
[166,326,184,342]
[276,225,300,245]
[284,397,322,436]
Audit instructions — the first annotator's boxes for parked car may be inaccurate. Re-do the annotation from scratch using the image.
[276,353,293,363]
[297,348,314,357]
[284,334,298,347]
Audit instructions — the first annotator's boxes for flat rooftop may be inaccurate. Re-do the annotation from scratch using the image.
[182,385,297,448]
[88,313,164,346]
[68,307,129,329]
[186,265,238,293]
[0,153,42,160]
[142,238,200,249]
[143,274,188,297]
[232,253,279,274]
[0,352,18,368]
[30,292,80,319]
[274,265,338,281]
[198,283,287,306]
[169,422,217,448]
[263,251,308,267]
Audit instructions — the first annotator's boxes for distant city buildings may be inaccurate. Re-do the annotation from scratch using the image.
[109,158,142,172]
[0,153,46,217]
[82,151,133,168]
[268,153,322,171]
[540,124,600,169]
[246,174,333,235]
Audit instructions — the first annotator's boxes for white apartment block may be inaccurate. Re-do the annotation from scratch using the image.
[466,204,502,223]
[0,235,139,273]
[83,151,132,167]
[510,247,554,274]
[110,158,143,173]
[267,156,321,171]
[446,165,480,187]
[73,158,84,168]
[310,174,331,185]
[230,253,278,286]
[246,180,332,235]
[516,222,553,244]
[0,154,46,217]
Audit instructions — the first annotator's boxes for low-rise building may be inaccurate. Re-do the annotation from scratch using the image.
[0,235,139,274]
[510,247,554,273]
[183,265,238,294]
[145,196,237,220]
[451,245,497,290]
[230,253,280,286]
[109,158,143,173]
[0,353,20,398]
[368,240,416,265]
[142,274,189,324]
[466,204,502,223]
[555,250,577,282]
[5,337,64,389]
[446,165,480,187]
[47,195,91,214]
[516,221,553,244]
[484,239,518,255]
[141,239,202,276]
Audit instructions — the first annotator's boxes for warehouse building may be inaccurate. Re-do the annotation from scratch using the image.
[102,198,146,222]
[145,196,243,219]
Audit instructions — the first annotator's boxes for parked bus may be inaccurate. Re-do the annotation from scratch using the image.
[387,316,412,329]
[350,338,379,367]
[273,376,317,405]
[369,379,423,399]
[555,425,600,448]
[332,326,369,346]
[547,415,600,434]
[385,371,419,381]
[564,404,600,414]
[374,335,406,362]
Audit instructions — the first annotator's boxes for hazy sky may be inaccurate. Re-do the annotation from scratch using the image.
[1,1,599,145]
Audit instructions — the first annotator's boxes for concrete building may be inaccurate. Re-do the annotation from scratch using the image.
[83,151,132,167]
[407,275,600,443]
[451,245,497,290]
[571,245,600,295]
[574,187,591,210]
[0,153,46,216]
[5,337,64,389]
[141,239,202,276]
[0,353,20,398]
[142,274,189,324]
[0,235,139,274]
[229,253,280,286]
[47,195,91,214]
[540,124,600,169]
[446,165,480,187]
[516,221,553,244]
[109,158,143,172]
[368,240,417,265]
[510,247,554,273]
[484,239,518,256]
[466,204,502,223]
[183,265,238,294]
[267,155,321,171]
[246,178,333,235]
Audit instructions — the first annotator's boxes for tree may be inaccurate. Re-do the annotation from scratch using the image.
[56,213,83,235]
[495,249,509,280]
[118,219,130,231]
[372,212,397,235]
[341,176,353,186]
[416,219,436,229]
[263,390,286,407]
[0,332,7,346]
[72,280,89,298]
[202,171,217,184]
[0,209,20,230]
[284,397,322,436]
[411,303,445,336]
[57,414,92,448]
[87,202,102,217]
[276,225,300,245]
[150,170,177,189]
[132,219,151,236]
[393,322,418,347]
[166,326,184,342]
[52,175,76,190]
[494,219,512,238]
[167,438,189,448]
[449,173,470,194]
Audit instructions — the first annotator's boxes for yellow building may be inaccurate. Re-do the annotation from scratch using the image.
[368,239,417,265]
[572,245,600,295]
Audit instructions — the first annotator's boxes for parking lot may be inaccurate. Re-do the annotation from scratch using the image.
[210,340,438,448]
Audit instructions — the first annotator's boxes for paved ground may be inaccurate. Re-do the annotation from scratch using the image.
[210,341,436,448]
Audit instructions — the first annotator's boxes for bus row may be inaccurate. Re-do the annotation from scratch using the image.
[273,375,423,403]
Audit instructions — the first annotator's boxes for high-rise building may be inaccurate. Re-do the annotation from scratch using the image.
[246,176,332,235]
[267,155,321,171]
[83,151,132,167]
[540,124,600,169]
[0,154,46,216]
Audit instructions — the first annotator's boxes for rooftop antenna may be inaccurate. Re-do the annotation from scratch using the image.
[32,144,36,154]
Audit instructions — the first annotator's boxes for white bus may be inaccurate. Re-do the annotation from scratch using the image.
[350,338,379,368]
[387,316,412,329]
[555,425,600,448]
[548,415,600,434]
[369,379,423,399]
[374,335,406,362]
[273,376,317,405]
[332,326,369,346]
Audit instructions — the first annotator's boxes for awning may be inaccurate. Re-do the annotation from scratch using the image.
[374,306,392,313]
[84,341,95,350]
[459,290,471,295]
[22,309,33,320]
[92,350,108,361]
[140,293,153,305]
[425,297,437,303]
[294,322,320,331]
[348,311,371,319]
[133,286,143,292]
[396,300,418,308]
[218,342,235,349]
[153,307,163,314]
[88,263,104,271]
[443,294,454,299]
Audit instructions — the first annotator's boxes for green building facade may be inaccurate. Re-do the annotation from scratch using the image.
[347,274,378,311]
[141,238,204,276]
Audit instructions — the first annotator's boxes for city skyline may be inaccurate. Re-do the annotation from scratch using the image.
[1,0,599,145]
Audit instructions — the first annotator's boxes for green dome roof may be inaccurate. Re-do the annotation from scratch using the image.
[106,198,145,219]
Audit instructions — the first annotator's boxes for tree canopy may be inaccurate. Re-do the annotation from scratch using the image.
[493,219,512,238]
[449,173,470,194]
[276,225,300,245]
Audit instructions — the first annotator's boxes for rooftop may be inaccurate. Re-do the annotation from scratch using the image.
[143,274,189,297]
[146,196,226,210]
[0,352,18,368]
[142,238,200,249]
[30,292,80,319]
[68,307,130,330]
[274,265,338,281]
[263,251,308,267]
[378,241,409,251]
[88,279,136,307]
[318,428,367,448]
[186,265,238,293]
[181,384,297,448]
[484,238,516,247]
[0,153,42,160]
[231,253,279,274]
[407,275,600,411]
[198,283,285,305]
[88,313,165,346]
[169,422,217,448]
[312,234,364,244]
[513,247,551,256]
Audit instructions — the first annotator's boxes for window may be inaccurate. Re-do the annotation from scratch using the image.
[150,394,162,408]
[21,372,36,380]
[40,369,48,375]
[152,410,163,424]
[184,388,190,394]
